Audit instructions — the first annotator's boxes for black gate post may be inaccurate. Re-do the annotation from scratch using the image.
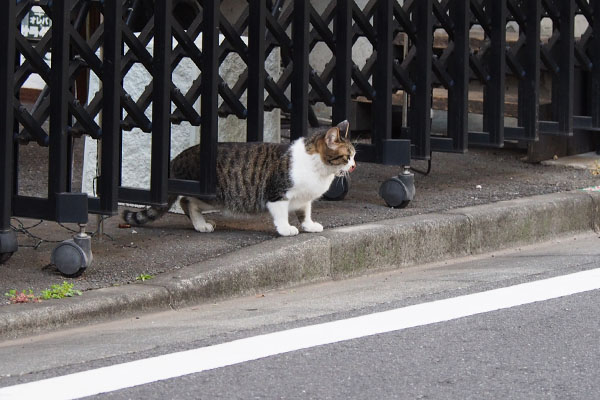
[200,0,219,195]
[518,0,541,141]
[373,0,393,163]
[484,0,507,146]
[47,0,89,224]
[151,0,173,206]
[0,0,18,262]
[556,0,575,135]
[291,0,310,139]
[49,0,71,209]
[333,0,352,124]
[99,0,123,214]
[248,0,266,142]
[410,0,433,159]
[592,0,600,127]
[448,0,470,152]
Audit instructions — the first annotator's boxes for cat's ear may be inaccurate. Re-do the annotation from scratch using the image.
[337,120,350,138]
[325,127,340,149]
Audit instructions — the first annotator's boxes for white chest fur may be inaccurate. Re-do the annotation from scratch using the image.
[286,139,335,210]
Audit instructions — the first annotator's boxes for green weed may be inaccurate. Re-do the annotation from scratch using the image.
[40,282,82,300]
[136,273,154,282]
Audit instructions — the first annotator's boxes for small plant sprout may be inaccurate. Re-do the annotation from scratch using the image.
[40,282,83,300]
[136,273,154,282]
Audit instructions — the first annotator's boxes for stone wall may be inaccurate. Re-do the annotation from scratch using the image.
[81,35,280,196]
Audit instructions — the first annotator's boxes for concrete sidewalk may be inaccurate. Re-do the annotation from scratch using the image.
[1,189,599,339]
[1,147,600,339]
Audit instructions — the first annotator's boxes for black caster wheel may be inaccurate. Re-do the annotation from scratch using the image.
[0,230,17,265]
[322,175,349,201]
[0,252,14,264]
[379,171,415,208]
[51,232,93,277]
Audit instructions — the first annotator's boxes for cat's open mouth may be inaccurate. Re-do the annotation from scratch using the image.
[336,165,355,177]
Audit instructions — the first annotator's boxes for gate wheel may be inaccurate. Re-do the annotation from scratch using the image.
[0,231,17,265]
[322,175,349,201]
[0,252,13,264]
[379,170,415,208]
[51,229,93,277]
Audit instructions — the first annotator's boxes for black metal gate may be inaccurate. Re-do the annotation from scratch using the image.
[1,0,599,271]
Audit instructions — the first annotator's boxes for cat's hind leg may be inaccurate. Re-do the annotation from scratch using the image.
[181,197,216,233]
[267,200,299,236]
[179,196,191,218]
[296,202,323,233]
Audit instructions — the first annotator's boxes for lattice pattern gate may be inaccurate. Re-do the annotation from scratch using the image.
[1,0,599,274]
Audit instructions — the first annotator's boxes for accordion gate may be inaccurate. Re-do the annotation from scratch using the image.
[1,0,599,273]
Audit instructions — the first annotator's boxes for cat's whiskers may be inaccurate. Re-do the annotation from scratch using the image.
[336,168,350,179]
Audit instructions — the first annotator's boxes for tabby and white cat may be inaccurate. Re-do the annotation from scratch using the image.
[122,120,356,236]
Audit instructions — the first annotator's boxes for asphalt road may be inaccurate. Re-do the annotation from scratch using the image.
[1,233,599,399]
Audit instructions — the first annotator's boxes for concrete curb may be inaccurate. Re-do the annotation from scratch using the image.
[1,190,599,339]
[448,191,598,255]
[154,234,332,308]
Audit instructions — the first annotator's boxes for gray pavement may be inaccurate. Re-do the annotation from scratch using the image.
[1,147,600,339]
[104,291,600,400]
[92,292,600,400]
[0,233,599,398]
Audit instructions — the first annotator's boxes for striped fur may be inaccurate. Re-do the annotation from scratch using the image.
[122,195,178,226]
[121,121,356,235]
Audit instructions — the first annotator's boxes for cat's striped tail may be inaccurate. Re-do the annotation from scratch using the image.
[122,195,178,226]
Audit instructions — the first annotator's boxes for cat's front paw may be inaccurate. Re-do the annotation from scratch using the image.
[277,225,299,237]
[193,220,215,233]
[302,221,323,233]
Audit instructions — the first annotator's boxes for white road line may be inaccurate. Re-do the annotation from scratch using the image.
[1,268,599,400]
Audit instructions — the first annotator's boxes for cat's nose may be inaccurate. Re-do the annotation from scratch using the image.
[348,163,356,173]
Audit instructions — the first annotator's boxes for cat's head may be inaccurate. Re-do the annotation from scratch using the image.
[306,120,356,176]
